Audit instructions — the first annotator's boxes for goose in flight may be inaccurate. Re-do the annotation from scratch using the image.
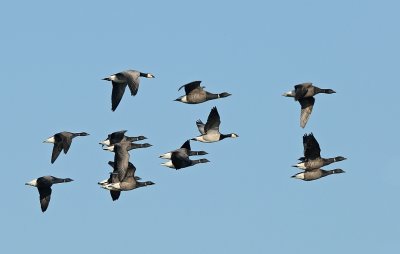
[192,106,238,143]
[102,70,155,111]
[103,140,152,181]
[282,83,336,128]
[99,130,147,146]
[43,131,89,163]
[98,161,143,201]
[101,162,154,192]
[293,133,346,170]
[174,81,231,104]
[25,176,73,212]
[159,140,208,159]
[291,168,345,181]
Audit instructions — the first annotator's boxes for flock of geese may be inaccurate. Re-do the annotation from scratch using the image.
[25,69,238,212]
[25,70,346,212]
[282,83,347,181]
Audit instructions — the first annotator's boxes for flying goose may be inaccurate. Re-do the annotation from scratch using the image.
[103,140,151,181]
[101,162,154,192]
[282,83,336,128]
[191,106,238,143]
[291,168,345,181]
[159,140,208,159]
[43,131,89,163]
[99,130,147,146]
[102,70,155,111]
[25,176,73,212]
[293,133,346,170]
[174,81,231,104]
[98,161,143,201]
[161,142,209,170]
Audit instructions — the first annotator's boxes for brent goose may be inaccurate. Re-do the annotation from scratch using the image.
[43,131,89,163]
[161,142,209,170]
[293,133,346,170]
[291,168,345,181]
[101,162,154,192]
[103,140,151,181]
[98,161,143,201]
[99,130,147,146]
[25,176,73,212]
[174,81,231,104]
[159,140,208,159]
[102,70,155,111]
[282,83,336,128]
[192,106,238,143]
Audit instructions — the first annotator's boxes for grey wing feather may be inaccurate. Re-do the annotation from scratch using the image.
[125,71,140,96]
[299,97,315,128]
[178,81,202,94]
[204,107,221,133]
[180,140,191,151]
[196,120,206,134]
[111,82,127,111]
[62,137,72,154]
[38,187,52,212]
[303,133,321,159]
[51,143,63,163]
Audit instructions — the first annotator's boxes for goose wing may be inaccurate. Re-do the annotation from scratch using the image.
[62,136,73,154]
[294,83,312,100]
[124,71,140,96]
[196,120,206,134]
[51,142,63,164]
[180,140,191,151]
[123,162,137,183]
[298,97,315,128]
[204,106,221,133]
[107,161,120,201]
[111,82,127,111]
[171,150,191,169]
[178,81,202,95]
[38,187,52,212]
[303,133,321,160]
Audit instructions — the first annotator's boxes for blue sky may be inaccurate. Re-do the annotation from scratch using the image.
[1,0,400,253]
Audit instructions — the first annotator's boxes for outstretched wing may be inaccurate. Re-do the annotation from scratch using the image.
[196,120,206,134]
[125,71,140,96]
[111,82,127,111]
[204,107,221,133]
[62,136,72,154]
[38,187,52,212]
[298,97,315,128]
[178,81,202,95]
[303,133,321,160]
[107,161,121,201]
[51,142,63,163]
[180,140,191,151]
